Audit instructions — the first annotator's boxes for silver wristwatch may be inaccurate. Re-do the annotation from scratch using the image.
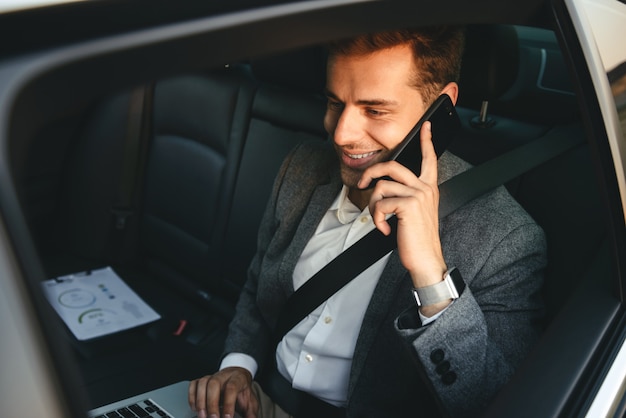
[412,268,464,307]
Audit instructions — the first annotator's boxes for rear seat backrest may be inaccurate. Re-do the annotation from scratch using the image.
[218,48,328,296]
[219,80,328,295]
[58,92,146,269]
[140,66,256,291]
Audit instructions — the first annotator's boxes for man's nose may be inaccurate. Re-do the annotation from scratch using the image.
[333,107,363,145]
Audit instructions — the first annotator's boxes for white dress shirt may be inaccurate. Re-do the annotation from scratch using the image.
[220,185,444,406]
[274,186,390,406]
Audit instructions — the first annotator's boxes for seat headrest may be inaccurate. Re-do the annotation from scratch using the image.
[458,25,519,109]
[250,46,327,95]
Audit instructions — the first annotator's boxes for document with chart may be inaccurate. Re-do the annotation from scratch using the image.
[42,267,160,340]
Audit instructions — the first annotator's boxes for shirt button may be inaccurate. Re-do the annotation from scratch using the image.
[305,354,314,363]
[360,216,369,223]
[324,316,332,324]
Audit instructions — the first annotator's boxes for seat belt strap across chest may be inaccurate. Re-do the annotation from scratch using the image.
[274,124,584,341]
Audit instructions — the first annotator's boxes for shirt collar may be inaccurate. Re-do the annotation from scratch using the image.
[331,185,370,225]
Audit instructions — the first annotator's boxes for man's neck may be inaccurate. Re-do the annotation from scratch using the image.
[347,187,373,212]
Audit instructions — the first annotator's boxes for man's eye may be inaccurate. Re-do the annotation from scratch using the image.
[328,101,343,111]
[366,108,384,116]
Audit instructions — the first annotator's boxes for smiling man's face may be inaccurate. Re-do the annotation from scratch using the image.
[324,43,426,188]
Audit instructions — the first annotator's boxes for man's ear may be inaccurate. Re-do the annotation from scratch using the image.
[440,82,459,105]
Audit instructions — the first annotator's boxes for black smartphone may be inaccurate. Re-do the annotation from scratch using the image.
[368,94,460,187]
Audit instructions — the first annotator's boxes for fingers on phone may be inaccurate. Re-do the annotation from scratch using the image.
[419,121,438,184]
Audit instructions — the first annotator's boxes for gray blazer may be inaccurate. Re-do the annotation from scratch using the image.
[224,141,546,418]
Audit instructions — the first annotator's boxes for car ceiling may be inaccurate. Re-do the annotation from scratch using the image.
[0,0,553,59]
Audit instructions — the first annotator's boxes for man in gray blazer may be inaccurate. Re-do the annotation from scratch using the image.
[189,26,546,418]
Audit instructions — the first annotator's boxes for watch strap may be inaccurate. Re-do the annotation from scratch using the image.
[412,268,464,307]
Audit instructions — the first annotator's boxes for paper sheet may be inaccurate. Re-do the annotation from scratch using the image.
[42,267,161,341]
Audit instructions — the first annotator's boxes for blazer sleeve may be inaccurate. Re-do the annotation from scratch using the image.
[395,190,547,418]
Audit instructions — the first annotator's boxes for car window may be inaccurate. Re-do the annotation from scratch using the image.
[580,0,626,143]
[611,65,626,142]
[566,0,626,204]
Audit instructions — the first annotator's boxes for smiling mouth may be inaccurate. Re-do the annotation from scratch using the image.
[340,149,382,170]
[347,151,378,159]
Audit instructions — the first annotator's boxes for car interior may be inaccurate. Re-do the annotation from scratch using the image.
[2,0,623,416]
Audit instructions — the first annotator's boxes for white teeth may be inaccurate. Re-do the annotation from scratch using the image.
[348,151,376,159]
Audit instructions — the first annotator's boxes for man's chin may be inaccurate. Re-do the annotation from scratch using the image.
[340,165,364,188]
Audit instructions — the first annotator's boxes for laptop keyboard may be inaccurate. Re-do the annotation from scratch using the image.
[93,398,173,418]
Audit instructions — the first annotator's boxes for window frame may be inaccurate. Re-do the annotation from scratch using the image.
[0,0,622,416]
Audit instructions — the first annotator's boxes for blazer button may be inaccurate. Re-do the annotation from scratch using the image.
[430,349,445,364]
[441,371,457,385]
[436,360,451,375]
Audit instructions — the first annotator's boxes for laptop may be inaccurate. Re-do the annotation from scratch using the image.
[88,380,197,418]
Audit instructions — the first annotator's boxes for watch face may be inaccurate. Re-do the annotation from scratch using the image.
[448,268,466,295]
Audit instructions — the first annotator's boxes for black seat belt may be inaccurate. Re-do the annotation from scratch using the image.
[109,83,154,260]
[274,123,584,341]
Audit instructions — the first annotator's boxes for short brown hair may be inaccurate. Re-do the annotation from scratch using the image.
[327,26,465,104]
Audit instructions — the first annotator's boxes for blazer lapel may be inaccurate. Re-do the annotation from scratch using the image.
[277,161,343,293]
